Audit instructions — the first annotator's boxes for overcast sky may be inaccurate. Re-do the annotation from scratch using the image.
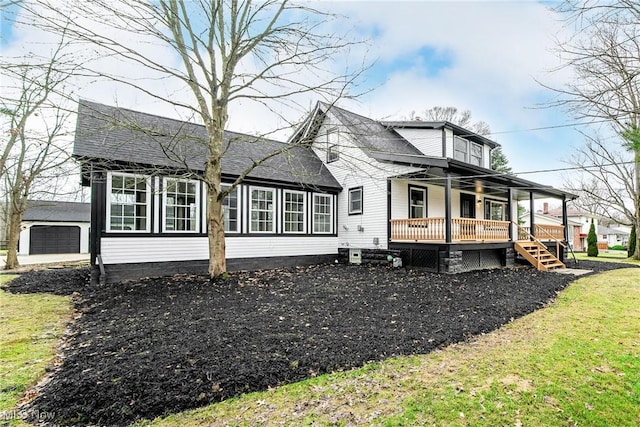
[1,0,590,196]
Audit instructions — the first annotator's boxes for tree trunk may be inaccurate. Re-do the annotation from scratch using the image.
[635,156,640,260]
[205,112,227,278]
[4,207,22,270]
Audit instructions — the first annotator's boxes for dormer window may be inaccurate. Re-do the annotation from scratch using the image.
[470,142,483,166]
[454,137,483,167]
[454,137,468,162]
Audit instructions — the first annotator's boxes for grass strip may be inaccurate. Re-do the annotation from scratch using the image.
[142,268,640,426]
[0,275,73,426]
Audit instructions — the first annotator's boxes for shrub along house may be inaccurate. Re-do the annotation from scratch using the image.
[74,100,341,283]
[290,102,577,273]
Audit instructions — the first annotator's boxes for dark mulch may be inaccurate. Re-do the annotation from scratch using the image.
[3,260,637,426]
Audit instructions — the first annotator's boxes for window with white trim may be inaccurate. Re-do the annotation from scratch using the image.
[108,173,150,232]
[221,184,239,233]
[313,194,333,234]
[164,178,199,232]
[348,187,363,215]
[250,187,275,232]
[453,137,468,162]
[284,190,305,233]
[470,142,483,166]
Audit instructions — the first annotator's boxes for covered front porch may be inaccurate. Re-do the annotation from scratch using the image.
[386,160,576,273]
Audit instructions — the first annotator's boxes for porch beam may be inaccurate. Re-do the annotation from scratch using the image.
[445,173,452,243]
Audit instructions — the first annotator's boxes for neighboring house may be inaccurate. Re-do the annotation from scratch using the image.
[598,225,630,248]
[19,200,91,255]
[74,100,341,283]
[546,205,599,251]
[75,100,577,283]
[290,102,576,273]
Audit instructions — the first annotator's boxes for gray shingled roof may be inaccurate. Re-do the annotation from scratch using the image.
[23,200,90,223]
[73,100,341,190]
[318,102,425,161]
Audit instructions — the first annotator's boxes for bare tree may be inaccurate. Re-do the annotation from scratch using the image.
[1,49,76,268]
[23,0,364,277]
[549,1,640,258]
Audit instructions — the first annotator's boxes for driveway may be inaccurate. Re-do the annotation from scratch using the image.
[0,253,90,270]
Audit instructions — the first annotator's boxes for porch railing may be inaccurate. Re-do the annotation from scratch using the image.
[518,224,565,241]
[390,217,446,241]
[389,217,509,242]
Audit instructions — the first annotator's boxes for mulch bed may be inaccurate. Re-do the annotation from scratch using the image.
[3,260,637,426]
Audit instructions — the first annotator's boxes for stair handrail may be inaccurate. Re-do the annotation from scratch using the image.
[532,224,578,265]
[513,221,548,249]
[513,221,573,267]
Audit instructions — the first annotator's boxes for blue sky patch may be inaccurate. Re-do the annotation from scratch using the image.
[367,45,454,86]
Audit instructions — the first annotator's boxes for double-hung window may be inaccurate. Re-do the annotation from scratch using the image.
[221,184,239,233]
[469,142,483,166]
[250,187,275,232]
[453,137,468,162]
[313,194,333,234]
[409,186,427,218]
[164,178,199,232]
[108,172,150,232]
[348,187,363,215]
[284,190,305,233]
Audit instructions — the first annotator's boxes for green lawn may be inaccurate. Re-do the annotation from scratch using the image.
[0,275,73,426]
[140,267,640,426]
[573,251,640,265]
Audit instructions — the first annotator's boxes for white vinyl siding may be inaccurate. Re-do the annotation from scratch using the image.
[393,128,443,156]
[106,172,151,233]
[100,236,338,264]
[163,178,200,233]
[250,187,275,233]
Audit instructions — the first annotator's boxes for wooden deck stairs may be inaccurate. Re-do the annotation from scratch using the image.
[515,241,565,272]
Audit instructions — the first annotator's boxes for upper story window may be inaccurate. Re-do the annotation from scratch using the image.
[409,186,427,218]
[250,187,275,233]
[107,172,150,232]
[454,137,468,162]
[327,144,339,163]
[221,184,238,233]
[313,194,333,234]
[348,187,363,215]
[470,142,483,166]
[284,190,305,233]
[164,178,199,232]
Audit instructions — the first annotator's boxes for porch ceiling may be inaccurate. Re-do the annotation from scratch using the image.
[392,160,577,201]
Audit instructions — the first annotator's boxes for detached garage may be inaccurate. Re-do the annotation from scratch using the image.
[19,201,90,255]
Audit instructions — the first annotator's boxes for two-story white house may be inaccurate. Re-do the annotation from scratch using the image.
[74,100,576,283]
[291,102,577,273]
